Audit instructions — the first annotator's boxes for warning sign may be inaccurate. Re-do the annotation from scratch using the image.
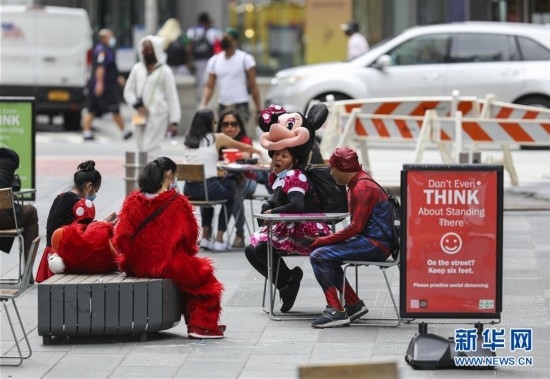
[400,164,503,319]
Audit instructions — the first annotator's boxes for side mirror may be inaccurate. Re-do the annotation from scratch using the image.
[374,54,392,70]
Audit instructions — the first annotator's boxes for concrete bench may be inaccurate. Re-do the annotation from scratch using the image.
[37,272,181,345]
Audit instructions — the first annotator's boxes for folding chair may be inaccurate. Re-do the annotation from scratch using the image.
[0,236,40,366]
[341,252,401,327]
[0,187,25,284]
[246,193,270,232]
[176,164,230,243]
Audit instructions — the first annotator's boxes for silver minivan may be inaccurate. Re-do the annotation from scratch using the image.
[267,22,550,113]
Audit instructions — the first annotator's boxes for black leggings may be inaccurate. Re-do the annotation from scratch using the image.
[244,242,293,289]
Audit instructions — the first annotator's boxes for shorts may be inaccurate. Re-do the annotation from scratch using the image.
[87,90,120,117]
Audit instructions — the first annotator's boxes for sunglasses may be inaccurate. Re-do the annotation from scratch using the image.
[222,121,239,128]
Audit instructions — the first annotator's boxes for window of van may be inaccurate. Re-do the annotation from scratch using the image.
[449,33,519,63]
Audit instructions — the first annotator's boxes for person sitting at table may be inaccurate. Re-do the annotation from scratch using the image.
[0,147,39,268]
[183,109,261,251]
[113,157,225,339]
[216,109,257,248]
[308,147,394,328]
[244,147,332,313]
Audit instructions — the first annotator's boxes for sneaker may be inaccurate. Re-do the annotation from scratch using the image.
[188,326,224,339]
[123,130,133,140]
[199,238,213,250]
[311,306,350,328]
[345,300,369,321]
[83,134,95,141]
[231,235,245,248]
[212,240,229,251]
[279,267,303,313]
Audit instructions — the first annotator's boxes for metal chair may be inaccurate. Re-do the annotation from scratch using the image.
[246,193,270,232]
[0,187,25,284]
[176,164,230,243]
[341,252,401,327]
[0,236,40,366]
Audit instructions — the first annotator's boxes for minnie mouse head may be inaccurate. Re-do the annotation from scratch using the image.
[258,103,329,166]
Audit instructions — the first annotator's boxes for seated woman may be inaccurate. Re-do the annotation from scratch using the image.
[46,198,117,276]
[183,109,261,251]
[216,109,257,248]
[245,147,332,313]
[113,157,225,339]
[36,160,105,283]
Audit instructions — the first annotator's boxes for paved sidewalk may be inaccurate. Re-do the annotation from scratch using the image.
[1,139,549,378]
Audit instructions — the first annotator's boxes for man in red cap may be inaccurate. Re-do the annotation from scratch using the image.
[308,146,394,328]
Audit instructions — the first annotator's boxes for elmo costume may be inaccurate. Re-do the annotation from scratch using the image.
[35,198,117,282]
[113,189,224,336]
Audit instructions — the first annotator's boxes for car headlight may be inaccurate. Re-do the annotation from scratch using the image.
[273,74,305,86]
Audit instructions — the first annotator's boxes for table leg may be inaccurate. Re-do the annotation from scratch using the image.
[266,222,280,321]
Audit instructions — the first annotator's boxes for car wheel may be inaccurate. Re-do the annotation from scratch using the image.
[63,111,82,131]
[515,95,550,109]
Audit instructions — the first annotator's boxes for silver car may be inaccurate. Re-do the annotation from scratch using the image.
[267,22,550,113]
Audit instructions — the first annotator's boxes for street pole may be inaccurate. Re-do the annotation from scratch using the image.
[144,0,158,35]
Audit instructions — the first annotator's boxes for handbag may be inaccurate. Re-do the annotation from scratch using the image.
[132,66,164,127]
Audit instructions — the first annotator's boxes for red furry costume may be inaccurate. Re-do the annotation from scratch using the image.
[35,198,117,282]
[112,189,224,334]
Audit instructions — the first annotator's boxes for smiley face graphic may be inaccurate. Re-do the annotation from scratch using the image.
[440,232,462,255]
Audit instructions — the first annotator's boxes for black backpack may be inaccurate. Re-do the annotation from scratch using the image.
[166,35,189,66]
[364,178,401,260]
[191,29,214,60]
[304,165,348,213]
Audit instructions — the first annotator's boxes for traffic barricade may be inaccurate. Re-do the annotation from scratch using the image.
[479,95,550,120]
[320,94,480,159]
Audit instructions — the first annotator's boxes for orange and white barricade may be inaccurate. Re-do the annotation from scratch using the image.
[479,95,550,120]
[320,94,480,159]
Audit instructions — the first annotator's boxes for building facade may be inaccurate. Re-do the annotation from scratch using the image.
[33,0,550,75]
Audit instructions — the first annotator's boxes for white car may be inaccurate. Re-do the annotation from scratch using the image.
[266,22,550,113]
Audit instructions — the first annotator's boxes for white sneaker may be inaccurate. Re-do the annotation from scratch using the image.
[212,241,229,251]
[199,238,213,250]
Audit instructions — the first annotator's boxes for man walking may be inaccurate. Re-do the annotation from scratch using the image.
[341,21,369,60]
[186,12,222,102]
[199,27,261,130]
[82,29,132,141]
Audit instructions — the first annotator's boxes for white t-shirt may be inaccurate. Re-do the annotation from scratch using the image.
[348,32,369,60]
[205,49,255,105]
[182,134,219,179]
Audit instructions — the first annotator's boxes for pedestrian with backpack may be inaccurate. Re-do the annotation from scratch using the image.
[186,12,222,103]
[307,147,395,329]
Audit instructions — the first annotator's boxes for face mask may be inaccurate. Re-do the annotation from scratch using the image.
[169,177,177,190]
[86,193,97,202]
[276,169,288,179]
[220,38,231,50]
[108,36,116,47]
[143,53,156,65]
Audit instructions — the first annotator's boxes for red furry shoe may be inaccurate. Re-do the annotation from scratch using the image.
[188,326,224,339]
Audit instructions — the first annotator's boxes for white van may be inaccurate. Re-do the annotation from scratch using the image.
[0,5,92,130]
